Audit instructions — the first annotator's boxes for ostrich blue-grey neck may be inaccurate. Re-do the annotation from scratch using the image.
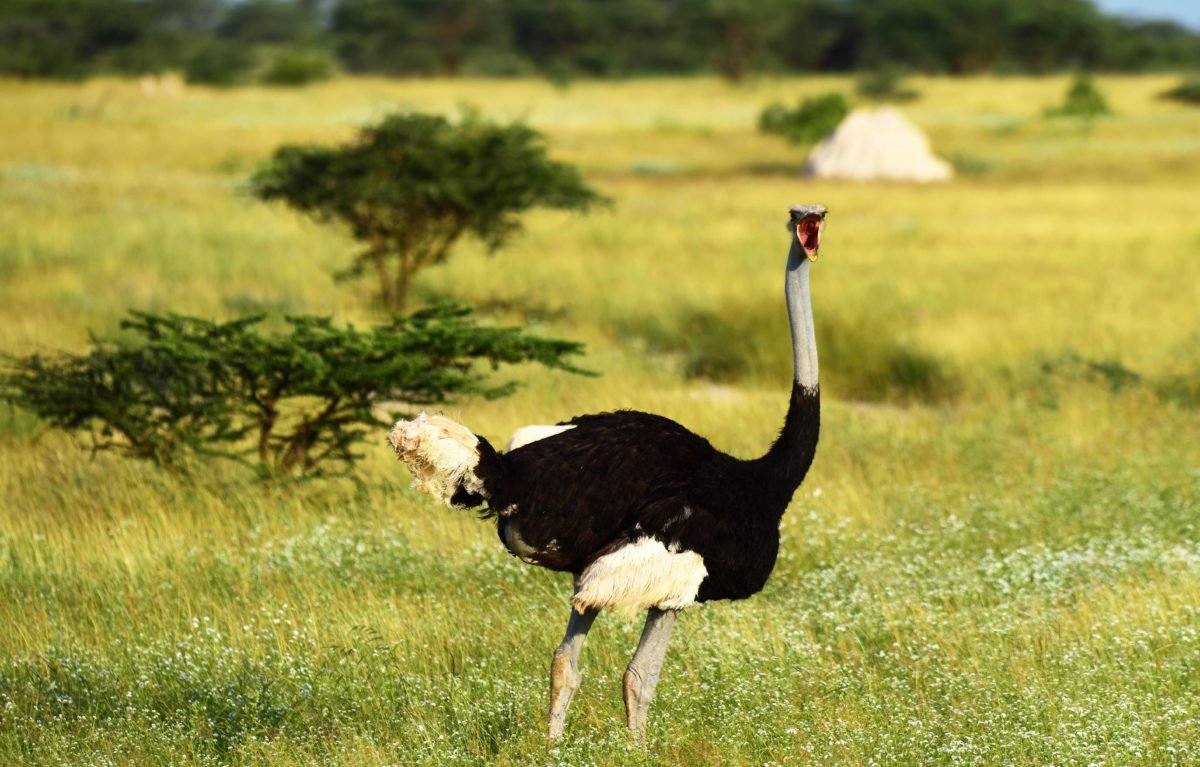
[758,207,823,496]
[785,241,818,392]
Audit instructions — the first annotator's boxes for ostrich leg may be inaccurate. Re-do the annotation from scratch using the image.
[623,607,678,742]
[548,604,599,739]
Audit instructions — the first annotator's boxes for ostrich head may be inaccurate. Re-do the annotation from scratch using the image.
[788,204,827,260]
[388,413,488,507]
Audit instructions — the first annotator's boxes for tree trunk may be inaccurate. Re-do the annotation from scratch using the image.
[277,397,341,475]
[258,400,277,464]
[440,50,464,77]
[373,250,396,311]
[278,429,317,475]
[720,23,749,82]
[394,252,412,313]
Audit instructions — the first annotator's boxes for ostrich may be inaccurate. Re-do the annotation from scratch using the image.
[388,204,826,741]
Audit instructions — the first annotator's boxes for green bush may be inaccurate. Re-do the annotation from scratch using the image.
[261,48,334,86]
[1046,74,1111,117]
[1159,77,1200,105]
[183,39,257,86]
[1,306,588,477]
[758,92,850,145]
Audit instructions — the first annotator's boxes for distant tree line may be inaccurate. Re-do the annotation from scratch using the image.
[2,0,1199,83]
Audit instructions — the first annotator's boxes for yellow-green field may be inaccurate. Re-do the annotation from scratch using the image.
[2,75,1199,765]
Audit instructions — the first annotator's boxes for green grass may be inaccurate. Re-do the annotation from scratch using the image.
[2,74,1200,765]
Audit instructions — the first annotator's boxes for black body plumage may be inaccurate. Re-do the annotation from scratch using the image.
[460,381,820,603]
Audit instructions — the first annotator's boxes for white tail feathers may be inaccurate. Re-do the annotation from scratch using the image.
[505,423,576,452]
[388,413,487,507]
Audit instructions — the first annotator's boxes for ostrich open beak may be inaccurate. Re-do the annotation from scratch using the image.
[795,213,824,261]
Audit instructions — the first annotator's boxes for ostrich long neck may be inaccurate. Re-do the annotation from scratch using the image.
[758,235,821,499]
[785,238,818,392]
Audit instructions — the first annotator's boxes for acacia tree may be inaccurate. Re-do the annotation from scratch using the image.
[1,306,588,477]
[251,111,605,311]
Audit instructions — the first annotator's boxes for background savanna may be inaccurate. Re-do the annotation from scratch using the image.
[2,1,1200,765]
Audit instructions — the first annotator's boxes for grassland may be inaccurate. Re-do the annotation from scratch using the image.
[2,74,1200,766]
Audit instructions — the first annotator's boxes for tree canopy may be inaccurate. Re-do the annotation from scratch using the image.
[1,306,590,477]
[250,111,605,311]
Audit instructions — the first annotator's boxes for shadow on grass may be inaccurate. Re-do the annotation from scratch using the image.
[615,298,961,405]
[1035,337,1200,411]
